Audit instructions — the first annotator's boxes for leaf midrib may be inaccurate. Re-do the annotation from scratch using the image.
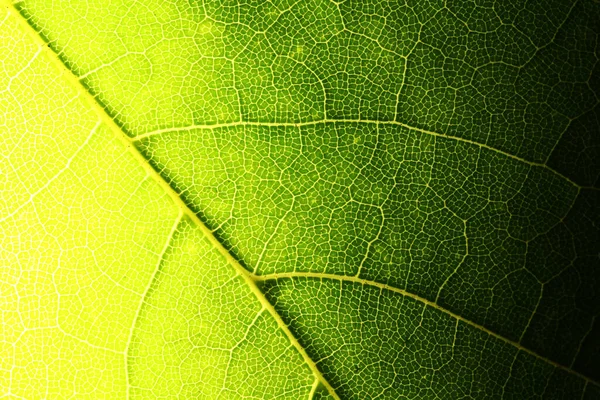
[8,0,598,395]
[5,3,340,399]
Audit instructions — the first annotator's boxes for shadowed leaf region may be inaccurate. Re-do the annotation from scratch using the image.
[1,0,600,398]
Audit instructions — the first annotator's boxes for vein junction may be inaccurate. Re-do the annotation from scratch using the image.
[252,271,600,387]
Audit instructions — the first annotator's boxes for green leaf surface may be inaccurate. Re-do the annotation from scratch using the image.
[1,0,599,398]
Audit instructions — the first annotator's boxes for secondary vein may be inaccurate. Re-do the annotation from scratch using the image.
[4,3,342,398]
[124,209,182,399]
[252,271,600,388]
[131,118,585,190]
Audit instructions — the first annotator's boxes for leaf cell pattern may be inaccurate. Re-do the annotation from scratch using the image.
[1,0,599,398]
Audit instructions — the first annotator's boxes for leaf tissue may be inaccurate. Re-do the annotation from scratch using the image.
[1,0,599,398]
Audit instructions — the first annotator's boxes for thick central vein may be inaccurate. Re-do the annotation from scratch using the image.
[9,0,599,396]
[5,3,341,398]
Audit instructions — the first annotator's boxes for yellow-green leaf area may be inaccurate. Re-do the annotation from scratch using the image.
[2,0,600,398]
[1,6,318,398]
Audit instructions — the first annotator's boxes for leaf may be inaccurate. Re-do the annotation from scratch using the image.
[1,0,599,398]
